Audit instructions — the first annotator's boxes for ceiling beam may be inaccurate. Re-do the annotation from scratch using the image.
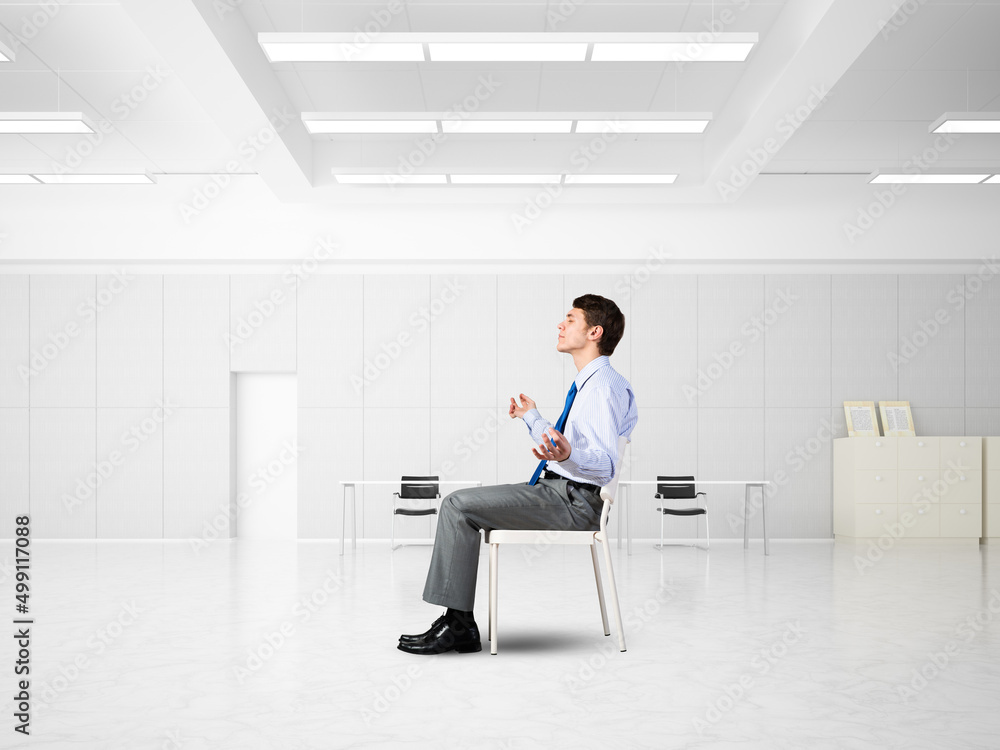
[118,0,313,199]
[703,0,904,202]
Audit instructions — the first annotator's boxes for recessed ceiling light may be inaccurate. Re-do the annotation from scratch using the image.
[34,173,156,184]
[591,42,754,62]
[0,112,95,134]
[564,174,677,184]
[576,119,710,134]
[0,175,39,184]
[303,117,438,134]
[428,42,587,62]
[449,174,562,184]
[930,112,1000,134]
[335,174,447,184]
[869,173,989,184]
[442,120,573,134]
[260,41,424,62]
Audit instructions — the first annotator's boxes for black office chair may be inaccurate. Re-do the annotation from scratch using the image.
[654,475,709,550]
[391,475,441,550]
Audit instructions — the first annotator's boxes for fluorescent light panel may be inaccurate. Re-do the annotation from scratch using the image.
[984,176,1000,183]
[262,42,424,62]
[304,119,438,134]
[0,112,94,134]
[0,175,38,184]
[34,174,155,184]
[450,174,562,184]
[870,173,989,184]
[591,42,753,62]
[335,174,447,184]
[576,119,709,134]
[565,174,677,184]
[931,112,1000,134]
[442,120,572,134]
[428,42,587,62]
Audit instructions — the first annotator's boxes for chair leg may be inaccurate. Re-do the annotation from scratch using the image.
[600,538,627,652]
[705,512,711,550]
[489,543,499,655]
[658,507,664,549]
[390,505,395,551]
[590,544,610,636]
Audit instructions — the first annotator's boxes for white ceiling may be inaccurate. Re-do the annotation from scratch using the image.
[0,0,997,201]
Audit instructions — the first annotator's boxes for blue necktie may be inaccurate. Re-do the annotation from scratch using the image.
[528,381,578,485]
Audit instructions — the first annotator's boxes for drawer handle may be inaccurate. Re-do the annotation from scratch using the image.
[875,509,882,515]
[875,441,882,447]
[960,509,967,515]
[918,475,925,481]
[918,441,925,447]
[960,441,967,447]
[875,475,882,481]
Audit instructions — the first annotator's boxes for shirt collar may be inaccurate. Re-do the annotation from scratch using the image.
[574,355,610,390]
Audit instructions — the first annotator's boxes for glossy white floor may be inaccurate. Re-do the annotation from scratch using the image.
[4,537,999,750]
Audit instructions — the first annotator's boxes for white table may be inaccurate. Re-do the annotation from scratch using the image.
[338,480,482,554]
[616,480,772,556]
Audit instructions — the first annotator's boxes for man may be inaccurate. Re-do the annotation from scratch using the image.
[398,293,637,654]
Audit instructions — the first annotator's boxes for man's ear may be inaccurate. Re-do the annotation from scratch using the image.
[589,325,603,341]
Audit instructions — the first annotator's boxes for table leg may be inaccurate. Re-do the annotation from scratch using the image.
[626,484,632,557]
[617,484,622,550]
[352,484,358,551]
[743,484,750,551]
[760,484,769,556]
[340,484,347,555]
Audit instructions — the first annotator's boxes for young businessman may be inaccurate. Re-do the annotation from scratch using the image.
[398,293,638,655]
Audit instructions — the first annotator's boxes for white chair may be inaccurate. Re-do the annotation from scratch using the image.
[484,436,630,655]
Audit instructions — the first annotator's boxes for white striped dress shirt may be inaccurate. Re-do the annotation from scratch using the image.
[523,354,637,486]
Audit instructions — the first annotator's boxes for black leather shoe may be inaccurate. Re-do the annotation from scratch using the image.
[399,613,447,644]
[397,615,482,655]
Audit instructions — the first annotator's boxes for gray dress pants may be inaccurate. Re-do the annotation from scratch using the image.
[421,477,606,611]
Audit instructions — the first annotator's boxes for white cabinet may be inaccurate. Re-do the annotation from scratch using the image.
[834,436,983,540]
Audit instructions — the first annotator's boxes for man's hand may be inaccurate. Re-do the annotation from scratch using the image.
[509,393,536,420]
[532,427,572,462]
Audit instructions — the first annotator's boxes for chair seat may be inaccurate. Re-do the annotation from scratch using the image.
[657,507,706,517]
[486,529,597,545]
[394,508,438,517]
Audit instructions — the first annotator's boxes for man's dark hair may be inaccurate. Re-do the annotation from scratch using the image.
[573,294,625,356]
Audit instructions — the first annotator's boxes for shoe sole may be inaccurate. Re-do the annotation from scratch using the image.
[397,640,482,655]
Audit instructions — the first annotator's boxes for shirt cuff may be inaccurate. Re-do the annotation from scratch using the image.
[523,408,543,433]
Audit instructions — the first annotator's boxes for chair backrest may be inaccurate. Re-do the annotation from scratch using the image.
[657,475,696,499]
[600,436,630,505]
[399,475,439,499]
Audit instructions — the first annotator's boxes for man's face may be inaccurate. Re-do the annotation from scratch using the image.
[557,308,599,353]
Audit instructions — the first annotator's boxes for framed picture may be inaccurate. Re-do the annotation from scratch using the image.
[879,401,915,437]
[844,401,880,436]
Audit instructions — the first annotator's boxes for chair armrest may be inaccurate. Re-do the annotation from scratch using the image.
[696,491,707,496]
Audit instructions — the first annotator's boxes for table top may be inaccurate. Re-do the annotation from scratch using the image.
[339,480,482,485]
[619,480,771,485]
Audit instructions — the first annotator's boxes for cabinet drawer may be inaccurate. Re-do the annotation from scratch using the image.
[856,470,897,502]
[987,471,1000,505]
[941,437,982,471]
[940,504,982,537]
[854,438,897,470]
[941,470,982,504]
[854,504,897,537]
[899,503,940,538]
[899,437,940,469]
[898,470,939,504]
[987,505,1000,538]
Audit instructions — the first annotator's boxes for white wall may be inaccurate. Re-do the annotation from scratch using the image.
[1,270,999,540]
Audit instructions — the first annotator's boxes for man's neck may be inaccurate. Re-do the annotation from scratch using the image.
[572,350,602,373]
